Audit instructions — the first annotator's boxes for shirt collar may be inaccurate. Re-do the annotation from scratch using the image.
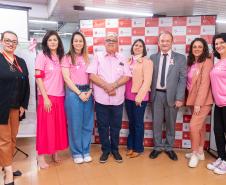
[104,51,119,59]
[161,50,172,58]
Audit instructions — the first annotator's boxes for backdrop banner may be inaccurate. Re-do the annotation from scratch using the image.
[80,15,216,149]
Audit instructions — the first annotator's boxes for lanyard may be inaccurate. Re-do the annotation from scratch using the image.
[1,51,23,73]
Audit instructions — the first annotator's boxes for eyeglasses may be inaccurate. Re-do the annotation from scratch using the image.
[105,39,117,43]
[3,38,18,45]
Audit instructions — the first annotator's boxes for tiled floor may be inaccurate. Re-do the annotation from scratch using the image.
[0,138,225,185]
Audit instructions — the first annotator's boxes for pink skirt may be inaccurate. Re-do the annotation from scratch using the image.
[36,95,68,155]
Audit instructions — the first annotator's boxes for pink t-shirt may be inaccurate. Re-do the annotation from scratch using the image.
[187,63,197,91]
[35,52,65,96]
[86,52,132,105]
[210,59,226,107]
[61,55,89,85]
[125,57,149,101]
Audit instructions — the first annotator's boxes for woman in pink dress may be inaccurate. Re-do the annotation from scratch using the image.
[35,30,68,169]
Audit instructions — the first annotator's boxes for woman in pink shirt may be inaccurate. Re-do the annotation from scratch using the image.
[35,31,68,169]
[185,38,213,168]
[62,31,93,164]
[208,33,226,175]
[125,39,153,158]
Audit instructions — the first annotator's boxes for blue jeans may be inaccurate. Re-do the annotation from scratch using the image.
[125,99,147,153]
[65,85,94,158]
[95,102,123,153]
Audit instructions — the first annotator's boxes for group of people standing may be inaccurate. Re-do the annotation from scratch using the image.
[0,29,226,185]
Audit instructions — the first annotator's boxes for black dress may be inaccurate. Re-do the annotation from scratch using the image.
[0,52,30,124]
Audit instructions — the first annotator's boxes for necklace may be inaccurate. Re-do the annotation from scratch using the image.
[133,54,143,63]
[1,51,23,73]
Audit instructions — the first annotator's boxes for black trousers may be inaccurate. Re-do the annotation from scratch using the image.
[95,102,123,153]
[214,105,226,160]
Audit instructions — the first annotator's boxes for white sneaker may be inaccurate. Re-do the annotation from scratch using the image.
[74,157,84,164]
[188,154,199,168]
[214,161,226,175]
[84,156,92,163]
[185,152,205,160]
[207,158,222,170]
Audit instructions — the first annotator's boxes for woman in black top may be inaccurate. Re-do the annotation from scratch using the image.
[0,31,30,185]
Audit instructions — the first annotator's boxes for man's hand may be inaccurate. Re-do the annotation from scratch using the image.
[108,89,116,96]
[103,83,116,93]
[175,100,183,108]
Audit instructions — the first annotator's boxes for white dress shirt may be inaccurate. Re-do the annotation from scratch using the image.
[156,50,172,90]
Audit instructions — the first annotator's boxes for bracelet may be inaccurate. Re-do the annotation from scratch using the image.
[78,92,82,96]
[115,81,118,88]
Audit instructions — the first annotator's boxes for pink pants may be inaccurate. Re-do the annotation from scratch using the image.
[190,105,212,152]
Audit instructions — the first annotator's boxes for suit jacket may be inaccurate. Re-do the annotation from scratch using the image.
[150,51,187,106]
[130,57,153,102]
[186,58,213,106]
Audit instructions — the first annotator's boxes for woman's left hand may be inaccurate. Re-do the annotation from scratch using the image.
[135,96,142,106]
[193,105,201,115]
[135,101,142,106]
[85,90,92,100]
[19,107,25,117]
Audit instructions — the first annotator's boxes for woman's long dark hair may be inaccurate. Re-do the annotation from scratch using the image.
[187,37,210,67]
[131,39,147,57]
[42,30,64,61]
[212,33,226,59]
[67,31,89,65]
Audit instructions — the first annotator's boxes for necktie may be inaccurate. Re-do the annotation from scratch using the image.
[160,54,168,87]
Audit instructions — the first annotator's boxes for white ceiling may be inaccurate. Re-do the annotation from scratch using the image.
[1,0,226,32]
[13,0,47,4]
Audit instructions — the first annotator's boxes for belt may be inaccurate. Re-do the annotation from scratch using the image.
[76,84,90,91]
[156,89,166,92]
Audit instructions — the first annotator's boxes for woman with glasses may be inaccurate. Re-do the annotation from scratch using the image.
[207,33,226,175]
[35,30,68,169]
[0,31,30,185]
[125,39,153,158]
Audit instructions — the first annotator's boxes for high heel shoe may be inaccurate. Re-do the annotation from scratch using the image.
[129,152,141,158]
[2,168,22,176]
[5,182,14,185]
[3,168,14,185]
[126,150,133,156]
[36,159,49,170]
[52,154,61,163]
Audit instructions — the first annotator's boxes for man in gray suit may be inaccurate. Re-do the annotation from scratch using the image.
[149,31,187,161]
